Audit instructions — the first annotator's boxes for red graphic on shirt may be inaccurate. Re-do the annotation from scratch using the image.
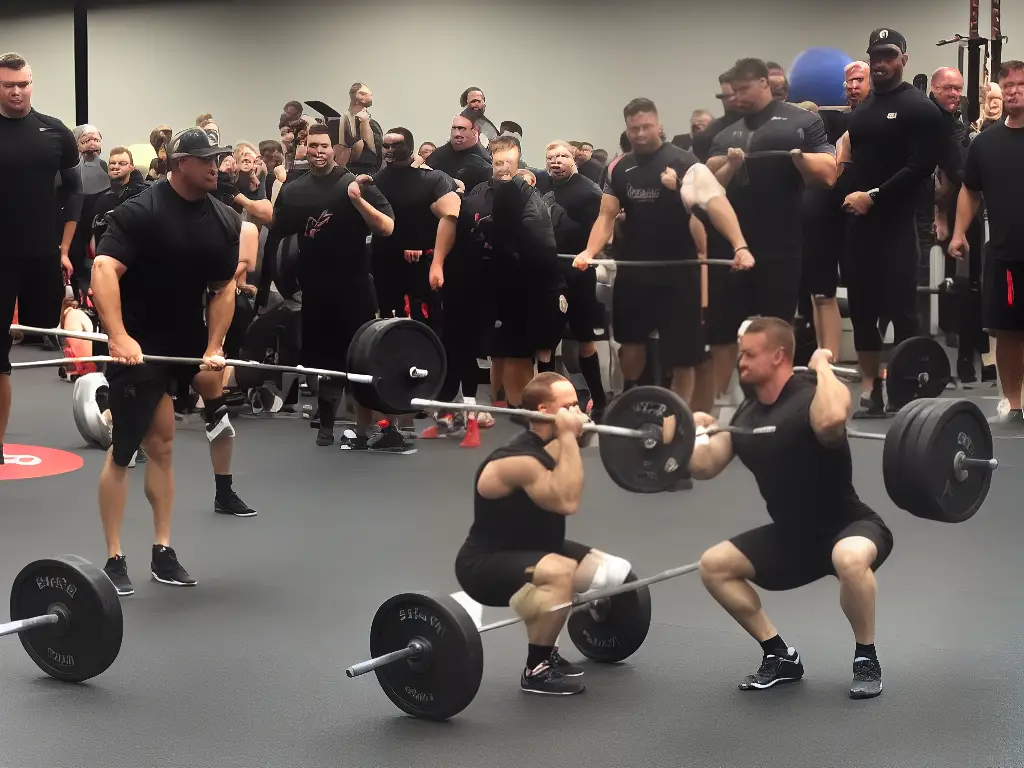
[0,445,84,481]
[305,210,333,239]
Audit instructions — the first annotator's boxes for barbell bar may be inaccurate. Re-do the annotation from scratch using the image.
[558,254,739,268]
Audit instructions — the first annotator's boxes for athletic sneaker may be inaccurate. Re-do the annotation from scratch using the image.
[316,425,335,446]
[367,423,416,454]
[150,546,197,587]
[338,429,369,451]
[988,408,1024,429]
[849,657,883,699]
[103,555,134,597]
[738,648,804,690]
[549,648,584,677]
[854,387,886,419]
[215,491,257,518]
[420,413,461,439]
[520,661,585,695]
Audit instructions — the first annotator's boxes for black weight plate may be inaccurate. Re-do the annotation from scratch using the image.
[910,399,993,523]
[882,398,932,512]
[356,318,447,415]
[10,554,123,682]
[567,572,652,663]
[346,319,384,412]
[599,386,695,493]
[369,592,483,720]
[885,336,951,409]
[901,399,943,513]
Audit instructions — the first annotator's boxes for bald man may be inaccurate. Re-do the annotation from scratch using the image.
[844,62,871,108]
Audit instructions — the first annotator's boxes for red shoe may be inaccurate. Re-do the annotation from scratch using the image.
[460,417,481,448]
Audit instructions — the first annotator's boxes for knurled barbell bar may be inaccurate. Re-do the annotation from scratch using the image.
[3,554,123,682]
[10,316,447,417]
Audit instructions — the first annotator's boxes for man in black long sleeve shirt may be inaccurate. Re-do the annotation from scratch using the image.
[842,29,947,417]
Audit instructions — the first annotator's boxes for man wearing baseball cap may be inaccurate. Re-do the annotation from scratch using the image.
[841,28,947,422]
[91,125,261,597]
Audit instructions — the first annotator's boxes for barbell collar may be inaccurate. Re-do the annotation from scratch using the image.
[408,398,655,441]
[344,639,428,678]
[954,451,998,473]
[550,561,701,612]
[0,612,59,640]
[557,255,736,268]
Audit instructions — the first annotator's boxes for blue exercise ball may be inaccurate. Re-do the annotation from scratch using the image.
[789,47,854,107]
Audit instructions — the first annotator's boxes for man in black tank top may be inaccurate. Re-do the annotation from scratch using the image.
[689,318,893,700]
[455,372,634,697]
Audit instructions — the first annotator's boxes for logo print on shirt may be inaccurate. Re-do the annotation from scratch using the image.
[887,113,898,119]
[625,183,661,202]
[770,116,787,121]
[305,210,333,238]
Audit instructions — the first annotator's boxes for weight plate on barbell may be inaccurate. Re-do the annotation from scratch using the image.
[882,398,932,513]
[347,319,447,415]
[567,572,652,663]
[9,554,123,682]
[71,373,112,449]
[346,319,385,413]
[909,399,993,523]
[599,387,694,493]
[368,592,483,721]
[885,337,951,410]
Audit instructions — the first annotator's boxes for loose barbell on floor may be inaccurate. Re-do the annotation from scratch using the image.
[10,316,447,421]
[4,554,123,682]
[344,559,702,719]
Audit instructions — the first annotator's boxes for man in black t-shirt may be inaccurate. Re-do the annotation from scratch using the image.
[0,52,80,464]
[692,317,892,699]
[268,124,401,451]
[707,59,837,390]
[575,98,752,424]
[843,29,947,417]
[455,371,632,696]
[92,127,255,596]
[950,60,1024,429]
[541,140,608,419]
[425,113,493,193]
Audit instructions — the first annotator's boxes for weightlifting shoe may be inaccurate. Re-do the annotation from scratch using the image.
[849,657,883,699]
[103,555,134,597]
[215,490,257,518]
[521,661,585,695]
[738,648,804,690]
[150,546,197,587]
[367,421,416,454]
[549,647,584,677]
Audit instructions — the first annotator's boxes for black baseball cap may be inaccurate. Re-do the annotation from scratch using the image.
[867,28,908,55]
[168,127,232,160]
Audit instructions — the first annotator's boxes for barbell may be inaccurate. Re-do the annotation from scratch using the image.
[4,554,123,682]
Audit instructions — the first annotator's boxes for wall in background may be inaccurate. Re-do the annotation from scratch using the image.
[4,1,1020,161]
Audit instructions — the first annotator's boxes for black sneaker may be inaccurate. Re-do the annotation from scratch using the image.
[549,648,584,677]
[981,364,997,383]
[738,649,804,690]
[853,387,887,419]
[338,429,369,451]
[316,426,335,446]
[366,423,417,455]
[849,657,883,699]
[150,546,197,587]
[104,555,134,597]
[215,491,257,518]
[520,661,585,695]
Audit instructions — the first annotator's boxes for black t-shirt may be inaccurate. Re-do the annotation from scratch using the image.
[95,180,241,352]
[465,430,565,552]
[964,122,1024,262]
[671,133,694,151]
[847,82,947,211]
[0,109,78,260]
[542,172,602,256]
[709,100,833,258]
[730,374,867,530]
[691,111,741,163]
[371,164,453,259]
[426,142,492,191]
[577,158,603,184]
[270,165,393,279]
[604,142,697,277]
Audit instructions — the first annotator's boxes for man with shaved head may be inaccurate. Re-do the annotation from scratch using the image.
[845,61,871,107]
[425,112,492,193]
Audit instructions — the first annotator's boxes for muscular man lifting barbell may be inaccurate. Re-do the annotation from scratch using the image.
[691,317,892,699]
[454,372,634,696]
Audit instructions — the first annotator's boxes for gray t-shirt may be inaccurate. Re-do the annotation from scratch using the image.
[78,157,109,194]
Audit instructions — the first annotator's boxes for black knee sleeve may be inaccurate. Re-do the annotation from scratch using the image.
[202,396,229,426]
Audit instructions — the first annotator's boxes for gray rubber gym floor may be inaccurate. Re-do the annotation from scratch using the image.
[2,344,1023,768]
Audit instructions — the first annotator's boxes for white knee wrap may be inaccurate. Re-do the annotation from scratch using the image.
[583,554,633,593]
[206,412,236,443]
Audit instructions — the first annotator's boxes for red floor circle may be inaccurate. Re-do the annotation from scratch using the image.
[0,444,84,481]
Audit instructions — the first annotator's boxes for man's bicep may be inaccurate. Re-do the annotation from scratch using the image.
[476,455,544,496]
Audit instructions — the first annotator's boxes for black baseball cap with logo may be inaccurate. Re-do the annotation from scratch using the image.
[867,28,908,55]
[168,127,232,160]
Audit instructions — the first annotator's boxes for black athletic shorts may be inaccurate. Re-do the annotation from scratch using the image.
[981,251,1024,332]
[560,265,605,343]
[455,539,593,607]
[486,279,568,359]
[613,269,704,368]
[373,252,434,323]
[107,361,200,467]
[299,274,378,371]
[1,256,65,375]
[801,194,845,300]
[705,258,802,347]
[729,514,893,591]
